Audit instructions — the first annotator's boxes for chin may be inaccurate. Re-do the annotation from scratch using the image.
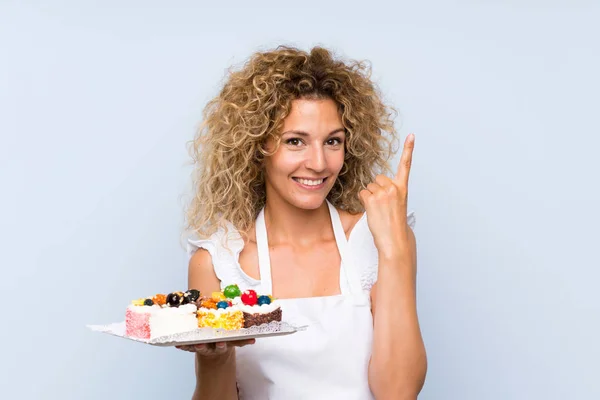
[287,194,329,210]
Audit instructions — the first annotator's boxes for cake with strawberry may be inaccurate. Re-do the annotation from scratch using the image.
[195,284,282,329]
[125,289,200,340]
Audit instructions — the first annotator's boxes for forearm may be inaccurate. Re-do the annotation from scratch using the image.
[369,254,427,399]
[192,350,238,400]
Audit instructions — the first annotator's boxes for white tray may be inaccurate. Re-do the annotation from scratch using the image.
[87,321,307,347]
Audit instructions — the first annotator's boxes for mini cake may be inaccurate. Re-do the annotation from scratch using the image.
[125,289,200,340]
[234,289,282,328]
[195,284,282,330]
[195,291,244,330]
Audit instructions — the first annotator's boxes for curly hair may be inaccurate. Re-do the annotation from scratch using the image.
[185,45,399,241]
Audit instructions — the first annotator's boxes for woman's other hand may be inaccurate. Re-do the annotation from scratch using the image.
[176,339,256,358]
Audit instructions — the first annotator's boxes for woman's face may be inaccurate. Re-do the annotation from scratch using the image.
[264,98,346,210]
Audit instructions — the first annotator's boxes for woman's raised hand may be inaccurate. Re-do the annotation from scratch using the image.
[358,133,415,260]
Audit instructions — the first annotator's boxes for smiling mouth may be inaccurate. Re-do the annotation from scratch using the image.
[292,177,327,187]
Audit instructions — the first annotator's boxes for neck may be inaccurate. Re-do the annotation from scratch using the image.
[262,196,333,247]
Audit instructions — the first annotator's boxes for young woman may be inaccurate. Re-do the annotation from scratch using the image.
[179,46,427,399]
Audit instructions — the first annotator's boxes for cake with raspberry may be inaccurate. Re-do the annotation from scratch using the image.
[195,284,282,329]
[125,289,200,340]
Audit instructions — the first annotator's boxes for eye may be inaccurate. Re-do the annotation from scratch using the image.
[326,137,343,146]
[285,138,303,147]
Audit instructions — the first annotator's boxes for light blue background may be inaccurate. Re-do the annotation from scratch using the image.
[1,1,599,399]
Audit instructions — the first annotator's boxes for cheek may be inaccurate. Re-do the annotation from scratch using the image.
[330,151,345,173]
[266,153,297,177]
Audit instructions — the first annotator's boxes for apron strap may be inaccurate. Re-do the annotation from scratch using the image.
[326,201,363,296]
[255,208,273,294]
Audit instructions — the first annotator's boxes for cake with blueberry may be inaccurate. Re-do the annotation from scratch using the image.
[235,289,282,328]
[195,291,244,330]
[195,284,282,329]
[125,289,201,340]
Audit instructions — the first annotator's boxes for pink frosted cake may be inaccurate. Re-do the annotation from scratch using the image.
[125,289,200,340]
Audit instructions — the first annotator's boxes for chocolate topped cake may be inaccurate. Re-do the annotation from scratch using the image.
[242,307,283,328]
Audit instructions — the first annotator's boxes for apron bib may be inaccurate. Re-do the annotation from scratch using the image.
[236,201,375,400]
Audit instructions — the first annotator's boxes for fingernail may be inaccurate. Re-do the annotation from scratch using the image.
[195,344,205,350]
[216,342,226,348]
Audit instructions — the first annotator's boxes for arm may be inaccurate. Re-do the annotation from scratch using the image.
[368,226,427,399]
[188,248,239,400]
[359,134,427,399]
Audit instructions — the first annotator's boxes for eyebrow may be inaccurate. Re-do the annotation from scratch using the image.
[281,128,346,137]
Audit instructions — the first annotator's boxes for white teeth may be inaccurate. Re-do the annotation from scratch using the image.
[296,178,324,186]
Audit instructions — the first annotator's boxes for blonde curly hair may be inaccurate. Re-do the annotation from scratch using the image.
[185,45,399,240]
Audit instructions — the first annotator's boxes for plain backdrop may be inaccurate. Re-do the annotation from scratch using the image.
[1,1,599,399]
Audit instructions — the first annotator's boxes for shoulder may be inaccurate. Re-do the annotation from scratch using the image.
[186,221,244,260]
[187,247,221,294]
[186,222,241,279]
[186,222,259,291]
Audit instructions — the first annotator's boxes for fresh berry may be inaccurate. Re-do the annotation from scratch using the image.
[143,298,154,306]
[185,289,201,302]
[241,290,258,306]
[166,292,181,307]
[216,301,229,309]
[257,295,271,306]
[223,284,241,299]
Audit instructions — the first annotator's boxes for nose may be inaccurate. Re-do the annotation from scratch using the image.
[304,144,327,172]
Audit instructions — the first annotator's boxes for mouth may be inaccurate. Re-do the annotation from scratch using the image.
[292,177,328,189]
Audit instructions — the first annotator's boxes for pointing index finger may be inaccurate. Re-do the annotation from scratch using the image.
[395,133,415,186]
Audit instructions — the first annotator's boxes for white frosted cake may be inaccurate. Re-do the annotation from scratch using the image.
[125,290,200,340]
